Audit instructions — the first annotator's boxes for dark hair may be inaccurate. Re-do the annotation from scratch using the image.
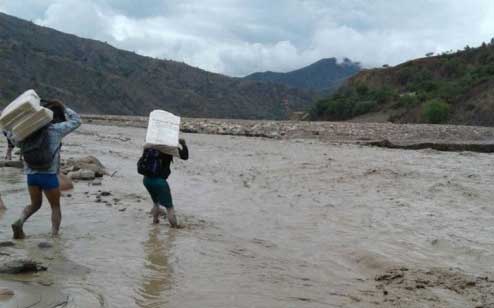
[41,99,66,124]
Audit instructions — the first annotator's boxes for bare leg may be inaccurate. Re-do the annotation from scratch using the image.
[12,186,43,239]
[5,147,12,160]
[58,173,74,191]
[151,203,160,224]
[44,188,61,237]
[166,207,178,228]
[0,195,6,211]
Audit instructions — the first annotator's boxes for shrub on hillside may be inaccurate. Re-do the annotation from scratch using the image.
[396,94,420,109]
[372,87,397,104]
[310,85,396,120]
[353,101,377,116]
[421,99,450,124]
[324,98,355,119]
[356,84,369,96]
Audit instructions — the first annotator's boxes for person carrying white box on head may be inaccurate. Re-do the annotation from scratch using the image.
[1,90,81,239]
[137,110,189,227]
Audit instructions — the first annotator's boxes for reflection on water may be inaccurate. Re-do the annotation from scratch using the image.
[135,227,174,308]
[0,165,183,308]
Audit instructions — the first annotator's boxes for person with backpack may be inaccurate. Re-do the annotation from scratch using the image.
[9,99,81,239]
[138,139,189,227]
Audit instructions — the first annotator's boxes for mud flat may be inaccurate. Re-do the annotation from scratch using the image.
[1,122,494,307]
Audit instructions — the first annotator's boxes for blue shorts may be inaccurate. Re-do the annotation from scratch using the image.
[27,174,60,190]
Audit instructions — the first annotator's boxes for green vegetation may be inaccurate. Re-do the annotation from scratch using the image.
[421,99,450,123]
[311,85,396,120]
[395,94,420,109]
[311,40,494,124]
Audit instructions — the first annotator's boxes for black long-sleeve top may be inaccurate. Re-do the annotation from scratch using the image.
[159,143,189,179]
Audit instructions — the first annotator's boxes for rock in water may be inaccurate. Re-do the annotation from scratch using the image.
[0,259,47,274]
[0,241,15,248]
[92,178,102,186]
[62,156,107,177]
[0,288,14,297]
[0,160,23,168]
[68,169,96,180]
[38,242,53,249]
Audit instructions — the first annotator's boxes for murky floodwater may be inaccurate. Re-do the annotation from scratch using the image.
[2,124,494,307]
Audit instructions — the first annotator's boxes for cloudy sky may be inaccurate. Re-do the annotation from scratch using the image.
[1,0,493,76]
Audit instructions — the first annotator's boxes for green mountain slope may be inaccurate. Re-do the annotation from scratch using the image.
[0,12,315,119]
[311,41,494,126]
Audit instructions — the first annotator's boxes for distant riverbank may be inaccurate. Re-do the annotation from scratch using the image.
[82,114,494,152]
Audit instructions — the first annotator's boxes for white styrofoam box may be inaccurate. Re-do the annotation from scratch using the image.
[0,89,42,130]
[11,108,53,142]
[144,110,181,156]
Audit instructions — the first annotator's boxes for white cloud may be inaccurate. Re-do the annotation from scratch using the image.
[1,0,494,76]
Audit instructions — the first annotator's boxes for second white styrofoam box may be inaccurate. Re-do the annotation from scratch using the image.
[0,89,42,129]
[11,108,54,142]
[144,110,180,156]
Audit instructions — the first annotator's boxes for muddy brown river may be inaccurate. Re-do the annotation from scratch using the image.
[1,124,494,307]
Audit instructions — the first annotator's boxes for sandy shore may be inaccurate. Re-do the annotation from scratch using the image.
[1,121,494,307]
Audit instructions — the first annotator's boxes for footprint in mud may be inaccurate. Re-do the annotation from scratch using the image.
[251,238,277,249]
[288,297,314,303]
[229,247,256,259]
[177,216,214,231]
[393,200,410,208]
[363,168,404,178]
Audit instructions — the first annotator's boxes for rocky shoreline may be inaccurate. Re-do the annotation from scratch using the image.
[82,114,494,152]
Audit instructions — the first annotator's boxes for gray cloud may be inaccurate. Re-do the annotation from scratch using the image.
[1,0,494,76]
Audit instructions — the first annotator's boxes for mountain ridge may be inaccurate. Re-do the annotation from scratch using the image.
[0,12,315,120]
[244,57,360,92]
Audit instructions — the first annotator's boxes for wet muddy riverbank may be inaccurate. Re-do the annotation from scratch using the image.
[2,123,494,307]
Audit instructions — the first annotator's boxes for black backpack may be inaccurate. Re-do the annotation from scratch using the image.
[137,148,162,177]
[20,126,60,171]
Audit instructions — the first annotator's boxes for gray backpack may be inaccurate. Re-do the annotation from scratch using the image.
[20,126,60,170]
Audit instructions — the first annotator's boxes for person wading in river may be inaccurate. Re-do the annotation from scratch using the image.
[138,139,189,227]
[9,99,81,239]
